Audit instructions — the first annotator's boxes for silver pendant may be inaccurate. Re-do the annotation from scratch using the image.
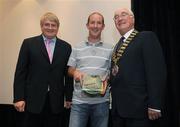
[112,65,119,76]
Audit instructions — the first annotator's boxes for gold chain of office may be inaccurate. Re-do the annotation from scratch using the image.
[112,30,139,65]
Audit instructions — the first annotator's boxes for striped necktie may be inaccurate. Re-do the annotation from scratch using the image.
[115,36,125,52]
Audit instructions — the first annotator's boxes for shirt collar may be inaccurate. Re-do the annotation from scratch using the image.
[123,28,134,40]
[85,39,103,46]
[42,35,56,43]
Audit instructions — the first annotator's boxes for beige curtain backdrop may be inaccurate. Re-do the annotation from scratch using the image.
[0,0,130,104]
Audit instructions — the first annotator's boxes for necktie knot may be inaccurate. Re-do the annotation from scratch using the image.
[119,36,125,43]
[46,39,52,44]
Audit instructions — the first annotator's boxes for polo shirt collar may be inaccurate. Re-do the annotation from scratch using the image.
[85,39,103,46]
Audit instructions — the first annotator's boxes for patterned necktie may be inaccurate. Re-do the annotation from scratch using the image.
[45,39,53,63]
[115,36,125,52]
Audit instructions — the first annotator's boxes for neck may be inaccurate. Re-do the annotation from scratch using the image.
[88,36,101,43]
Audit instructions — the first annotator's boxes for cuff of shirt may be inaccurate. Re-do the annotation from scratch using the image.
[148,108,161,112]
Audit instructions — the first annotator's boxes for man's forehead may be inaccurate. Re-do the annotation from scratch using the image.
[44,19,56,24]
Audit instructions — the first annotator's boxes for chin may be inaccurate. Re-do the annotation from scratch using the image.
[46,35,55,39]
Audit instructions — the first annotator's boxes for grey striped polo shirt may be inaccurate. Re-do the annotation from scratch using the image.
[68,41,113,104]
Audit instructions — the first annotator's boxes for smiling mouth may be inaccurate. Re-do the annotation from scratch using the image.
[92,29,99,33]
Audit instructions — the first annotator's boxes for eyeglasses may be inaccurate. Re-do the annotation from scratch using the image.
[113,12,131,20]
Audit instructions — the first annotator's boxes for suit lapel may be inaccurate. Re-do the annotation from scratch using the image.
[52,38,61,65]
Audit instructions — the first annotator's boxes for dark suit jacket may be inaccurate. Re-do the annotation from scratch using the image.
[110,31,167,118]
[13,35,73,114]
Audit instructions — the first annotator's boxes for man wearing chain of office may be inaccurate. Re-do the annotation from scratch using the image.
[109,8,167,127]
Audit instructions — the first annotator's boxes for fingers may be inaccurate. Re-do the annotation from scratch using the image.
[14,105,25,112]
[17,106,25,112]
[64,101,72,109]
[14,101,25,112]
[148,108,161,120]
[74,70,84,81]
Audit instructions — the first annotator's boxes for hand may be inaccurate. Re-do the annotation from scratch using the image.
[14,101,25,112]
[64,101,72,109]
[73,70,84,82]
[148,108,161,120]
[100,79,108,95]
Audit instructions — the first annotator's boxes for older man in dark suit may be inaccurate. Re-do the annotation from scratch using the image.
[110,8,167,127]
[13,12,73,127]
